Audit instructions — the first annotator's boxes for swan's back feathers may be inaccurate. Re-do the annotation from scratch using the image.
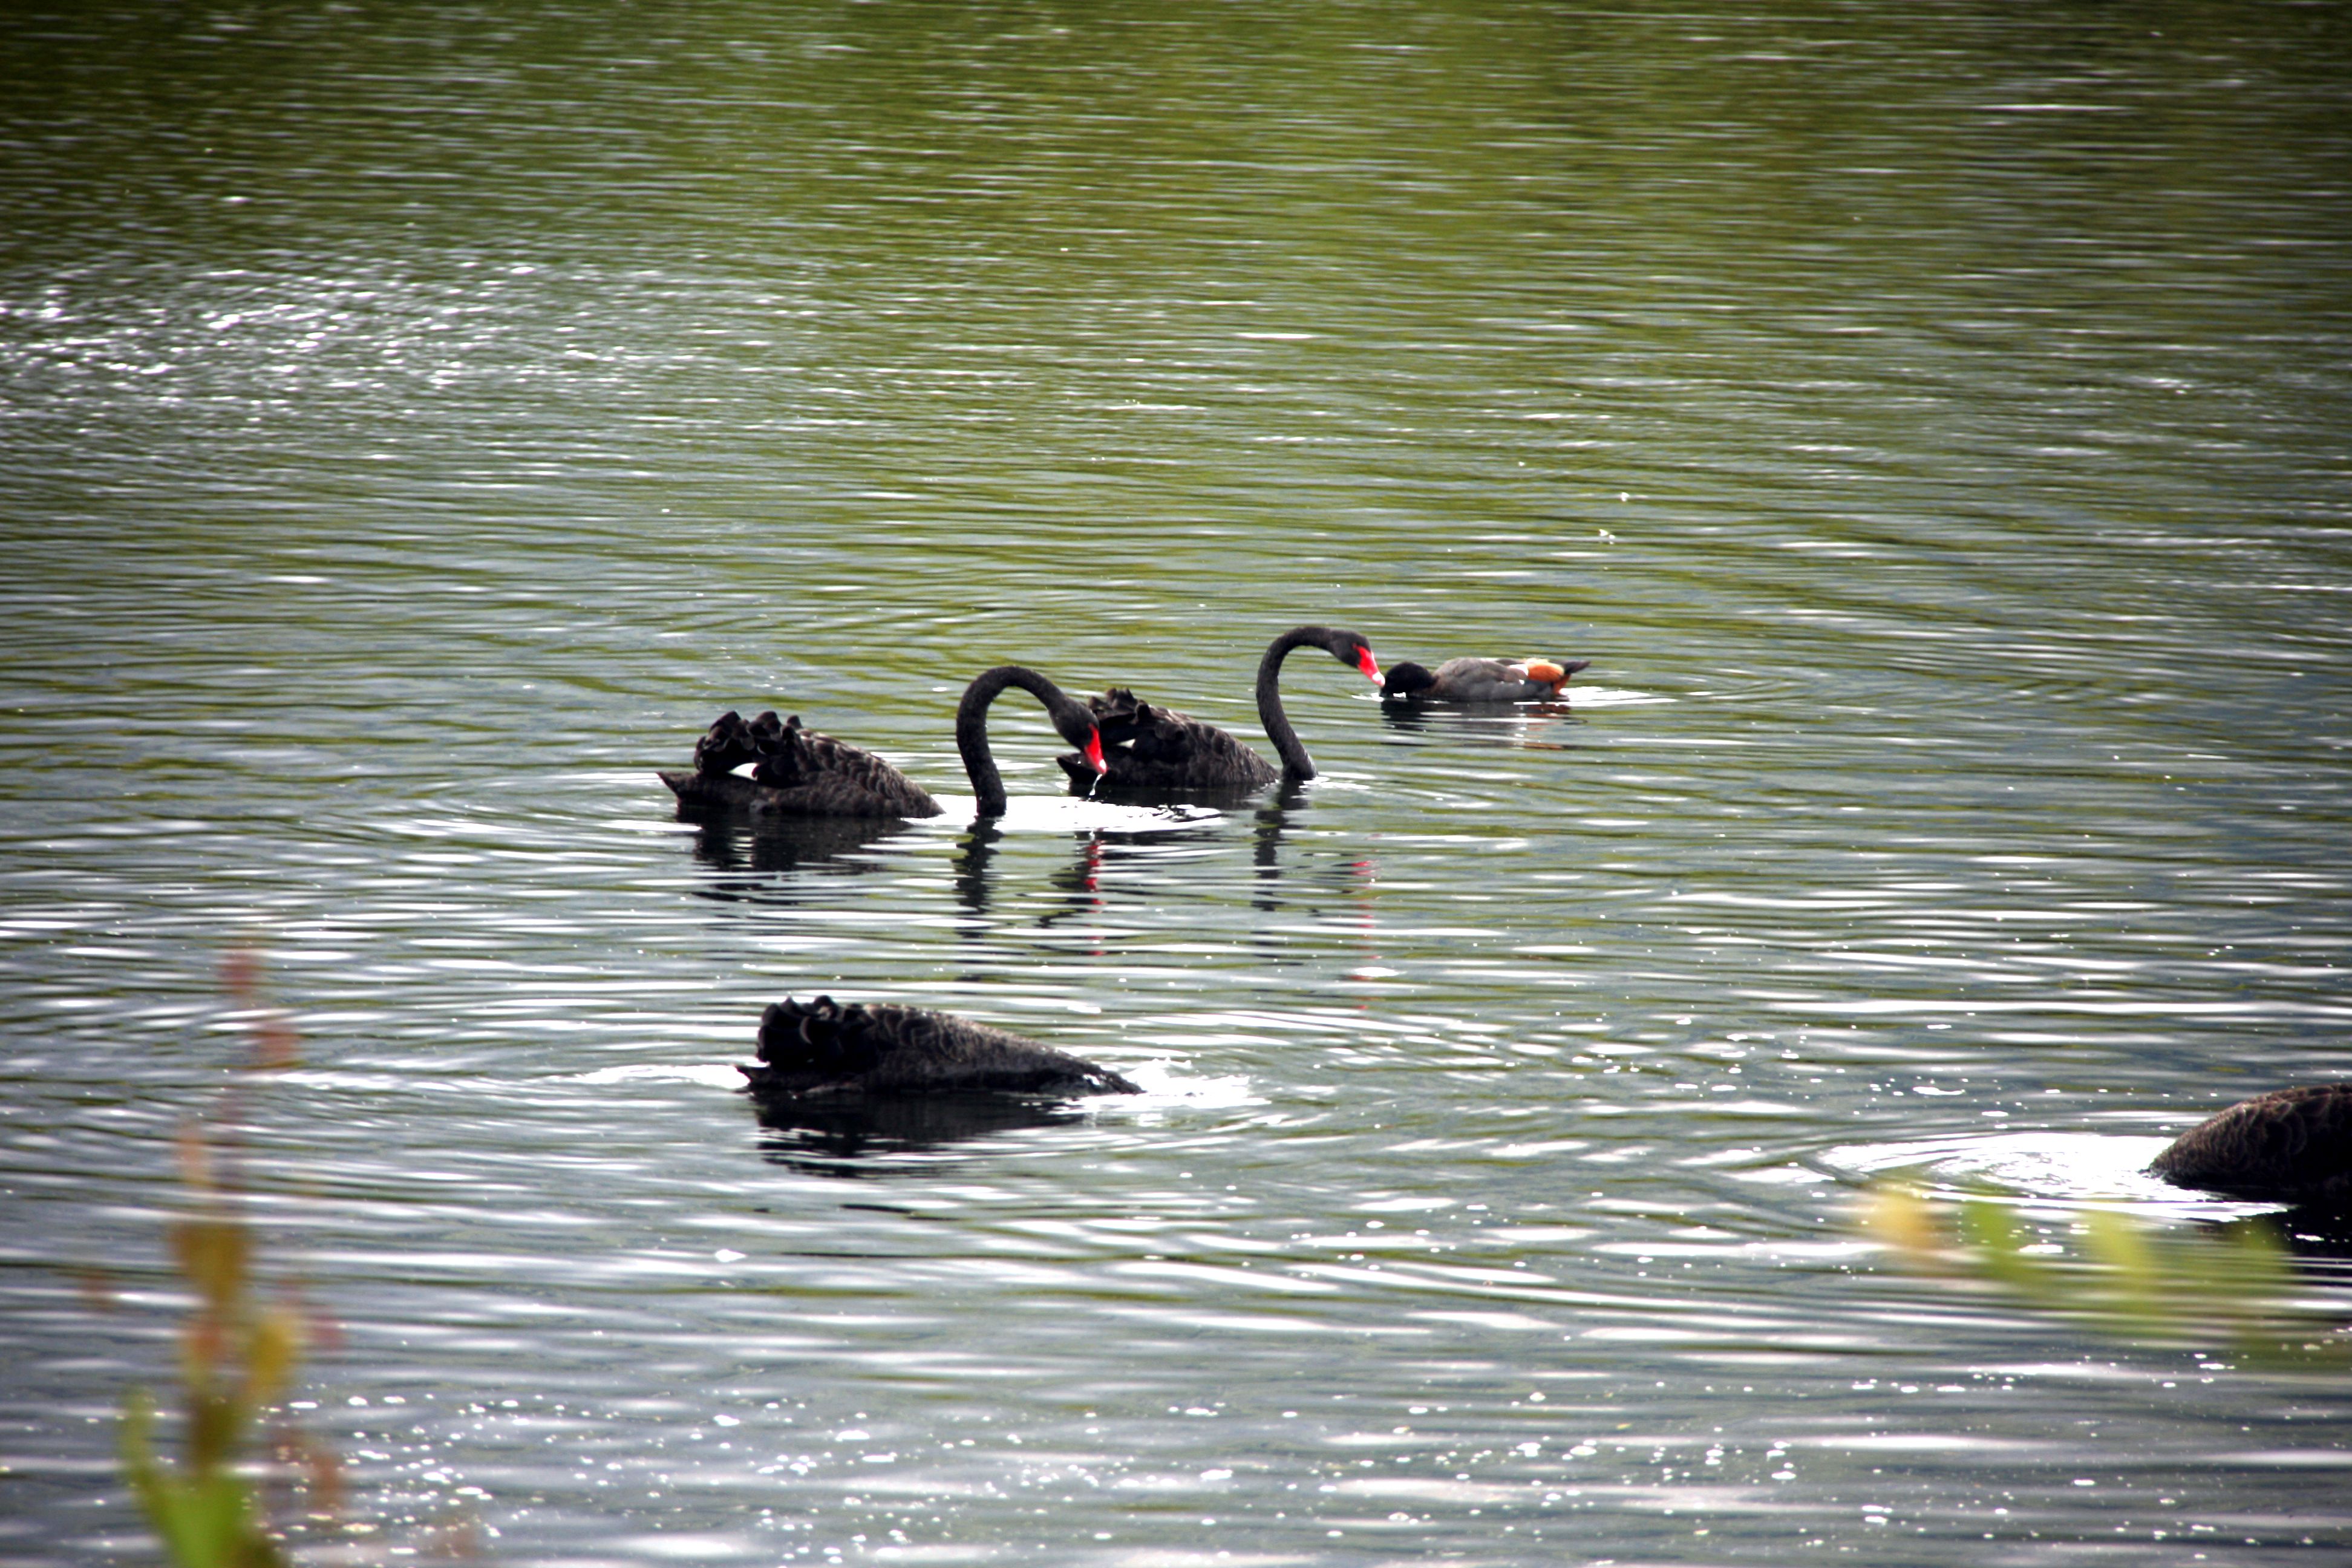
[743,996,1142,1097]
[1057,688,1280,790]
[751,715,927,804]
[665,708,941,818]
[692,709,763,774]
[2148,1083,2352,1202]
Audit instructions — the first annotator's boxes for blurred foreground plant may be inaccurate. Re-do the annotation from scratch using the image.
[118,951,340,1567]
[1861,1183,2351,1364]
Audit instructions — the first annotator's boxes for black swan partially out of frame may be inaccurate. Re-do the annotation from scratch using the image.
[2147,1083,2352,1204]
[1053,625,1383,793]
[741,995,1141,1098]
[1380,655,1590,704]
[660,665,1106,820]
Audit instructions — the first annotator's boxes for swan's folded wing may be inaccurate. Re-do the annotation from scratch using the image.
[2149,1083,2352,1198]
[745,998,1139,1097]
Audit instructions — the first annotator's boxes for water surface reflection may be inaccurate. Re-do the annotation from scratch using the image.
[4,0,2351,1562]
[1378,697,1587,751]
[750,1091,1092,1176]
[681,811,915,889]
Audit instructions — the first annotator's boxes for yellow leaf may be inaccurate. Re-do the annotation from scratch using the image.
[245,1308,303,1408]
[1860,1184,1944,1267]
[172,1216,250,1318]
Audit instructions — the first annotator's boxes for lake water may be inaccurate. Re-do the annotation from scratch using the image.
[4,2,2350,1563]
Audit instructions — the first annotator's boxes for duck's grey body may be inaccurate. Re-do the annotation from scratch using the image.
[1381,656,1589,704]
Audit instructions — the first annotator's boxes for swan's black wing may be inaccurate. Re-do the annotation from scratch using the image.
[665,710,941,819]
[743,996,1141,1097]
[2149,1083,2352,1201]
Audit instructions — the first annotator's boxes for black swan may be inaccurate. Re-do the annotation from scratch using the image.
[1052,625,1383,792]
[957,664,1108,816]
[740,995,1141,1097]
[662,708,942,819]
[1380,656,1589,704]
[660,665,1105,820]
[2147,1083,2352,1203]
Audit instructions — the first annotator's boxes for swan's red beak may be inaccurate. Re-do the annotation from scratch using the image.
[1083,730,1107,774]
[1355,645,1383,685]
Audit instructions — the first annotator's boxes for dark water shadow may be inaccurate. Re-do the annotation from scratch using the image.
[750,1090,1089,1177]
[679,806,913,903]
[2259,1201,2352,1266]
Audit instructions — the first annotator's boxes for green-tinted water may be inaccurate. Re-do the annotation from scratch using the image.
[5,3,2349,1562]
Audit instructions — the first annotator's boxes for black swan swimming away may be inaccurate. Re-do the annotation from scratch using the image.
[662,708,942,818]
[2147,1083,2352,1203]
[740,995,1142,1097]
[1052,625,1383,792]
[1380,656,1590,704]
[660,665,1105,820]
[956,664,1107,816]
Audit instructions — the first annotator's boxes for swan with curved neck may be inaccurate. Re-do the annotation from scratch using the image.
[1056,625,1382,792]
[1381,655,1589,704]
[956,664,1108,817]
[661,707,942,818]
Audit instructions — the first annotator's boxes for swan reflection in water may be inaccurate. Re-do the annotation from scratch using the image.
[1247,784,1382,930]
[675,805,913,904]
[751,1091,1091,1177]
[952,818,1225,923]
[951,787,1378,924]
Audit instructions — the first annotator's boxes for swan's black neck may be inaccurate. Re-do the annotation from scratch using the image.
[1255,625,1357,782]
[957,665,1082,817]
